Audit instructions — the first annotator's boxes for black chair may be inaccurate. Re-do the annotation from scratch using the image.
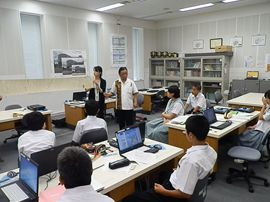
[214,91,223,105]
[134,94,147,122]
[190,174,209,202]
[79,128,108,145]
[3,105,28,143]
[151,90,166,112]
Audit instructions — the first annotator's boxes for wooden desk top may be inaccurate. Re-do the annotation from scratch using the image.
[139,87,168,96]
[227,93,264,107]
[65,98,116,108]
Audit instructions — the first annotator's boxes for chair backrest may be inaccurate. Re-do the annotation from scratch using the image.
[214,91,223,104]
[80,128,108,145]
[154,90,165,100]
[190,174,209,202]
[137,94,144,107]
[232,90,242,98]
[5,104,22,111]
[206,99,212,109]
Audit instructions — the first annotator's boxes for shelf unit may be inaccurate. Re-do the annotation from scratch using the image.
[180,54,231,102]
[149,58,180,88]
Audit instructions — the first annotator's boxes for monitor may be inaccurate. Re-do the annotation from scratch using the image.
[73,91,87,101]
[19,154,39,194]
[203,107,217,124]
[246,71,259,80]
[116,127,143,154]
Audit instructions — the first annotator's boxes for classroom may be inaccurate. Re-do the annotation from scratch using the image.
[0,0,270,201]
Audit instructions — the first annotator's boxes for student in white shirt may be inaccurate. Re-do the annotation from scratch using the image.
[18,112,55,158]
[184,84,206,114]
[72,100,108,144]
[123,115,217,202]
[238,90,270,150]
[57,147,114,202]
[105,67,138,129]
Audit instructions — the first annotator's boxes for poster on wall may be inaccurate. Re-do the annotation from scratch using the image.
[111,35,127,67]
[51,49,87,77]
[252,35,266,46]
[230,36,243,47]
[193,39,204,49]
[244,56,254,68]
[265,54,270,72]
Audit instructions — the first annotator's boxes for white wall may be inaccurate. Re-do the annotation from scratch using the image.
[0,0,157,113]
[156,2,270,81]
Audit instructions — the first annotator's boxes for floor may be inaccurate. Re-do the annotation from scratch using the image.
[0,109,269,202]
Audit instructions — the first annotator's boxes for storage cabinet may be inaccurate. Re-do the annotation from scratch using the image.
[231,80,270,97]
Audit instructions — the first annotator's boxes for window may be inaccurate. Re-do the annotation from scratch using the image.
[88,22,99,70]
[132,27,144,81]
[20,14,43,79]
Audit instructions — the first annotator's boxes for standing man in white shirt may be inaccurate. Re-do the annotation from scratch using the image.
[57,147,114,202]
[184,84,206,114]
[72,100,108,144]
[18,112,55,158]
[123,115,217,202]
[105,67,138,129]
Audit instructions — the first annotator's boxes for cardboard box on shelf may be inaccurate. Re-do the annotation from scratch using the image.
[215,45,232,53]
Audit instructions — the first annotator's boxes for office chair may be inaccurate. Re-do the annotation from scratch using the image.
[79,128,108,145]
[134,94,147,122]
[3,105,28,144]
[152,90,166,112]
[226,145,269,193]
[232,90,242,98]
[214,91,223,105]
[190,174,209,202]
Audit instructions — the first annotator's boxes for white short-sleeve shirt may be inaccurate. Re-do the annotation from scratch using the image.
[58,185,114,202]
[72,116,108,143]
[165,98,184,116]
[18,130,55,157]
[111,78,138,110]
[169,145,217,195]
[255,105,270,134]
[186,92,206,110]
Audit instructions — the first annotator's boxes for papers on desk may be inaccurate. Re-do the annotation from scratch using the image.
[229,113,254,122]
[170,115,191,125]
[124,146,157,165]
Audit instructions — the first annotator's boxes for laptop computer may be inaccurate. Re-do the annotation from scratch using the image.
[31,143,71,177]
[73,91,87,101]
[203,107,232,130]
[0,154,39,202]
[116,126,144,154]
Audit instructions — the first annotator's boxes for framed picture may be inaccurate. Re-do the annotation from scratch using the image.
[252,35,266,46]
[230,36,243,47]
[193,39,204,49]
[210,38,223,49]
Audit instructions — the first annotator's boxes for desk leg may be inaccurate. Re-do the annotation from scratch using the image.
[45,114,52,131]
[168,128,219,172]
[142,95,152,113]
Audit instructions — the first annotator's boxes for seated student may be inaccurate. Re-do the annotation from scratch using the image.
[124,115,217,202]
[58,147,114,202]
[72,100,108,144]
[238,90,270,150]
[146,85,184,143]
[184,84,206,114]
[18,112,55,157]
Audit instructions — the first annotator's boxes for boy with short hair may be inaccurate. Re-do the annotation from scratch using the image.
[124,115,217,202]
[57,147,114,202]
[72,100,108,144]
[18,111,55,157]
[184,84,206,113]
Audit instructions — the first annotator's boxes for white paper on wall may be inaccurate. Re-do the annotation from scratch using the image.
[244,56,254,68]
[265,54,270,72]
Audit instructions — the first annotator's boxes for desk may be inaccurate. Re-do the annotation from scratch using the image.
[65,98,116,127]
[0,108,52,132]
[139,88,168,113]
[0,139,183,202]
[165,109,259,172]
[227,93,264,111]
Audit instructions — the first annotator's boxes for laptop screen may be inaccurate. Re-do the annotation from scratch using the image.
[203,107,217,124]
[20,154,39,194]
[73,91,87,101]
[116,127,143,154]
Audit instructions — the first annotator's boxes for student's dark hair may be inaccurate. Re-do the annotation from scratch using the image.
[168,85,180,98]
[265,90,270,99]
[192,83,201,91]
[85,100,99,116]
[57,147,93,189]
[93,66,103,77]
[185,115,209,141]
[118,67,128,75]
[23,112,45,131]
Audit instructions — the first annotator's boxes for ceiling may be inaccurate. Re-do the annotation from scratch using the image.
[35,0,270,21]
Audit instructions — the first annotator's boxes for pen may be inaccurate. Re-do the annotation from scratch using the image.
[94,164,104,171]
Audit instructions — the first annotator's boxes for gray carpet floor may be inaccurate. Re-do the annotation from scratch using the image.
[0,110,269,201]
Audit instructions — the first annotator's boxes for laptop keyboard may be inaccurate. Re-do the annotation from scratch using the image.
[1,184,28,202]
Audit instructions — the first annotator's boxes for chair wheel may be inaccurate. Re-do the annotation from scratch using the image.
[226,177,232,184]
[249,187,254,193]
[3,140,7,144]
[264,181,269,187]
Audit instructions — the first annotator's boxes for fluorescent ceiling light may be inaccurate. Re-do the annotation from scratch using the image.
[222,0,239,3]
[179,3,214,12]
[96,3,124,11]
